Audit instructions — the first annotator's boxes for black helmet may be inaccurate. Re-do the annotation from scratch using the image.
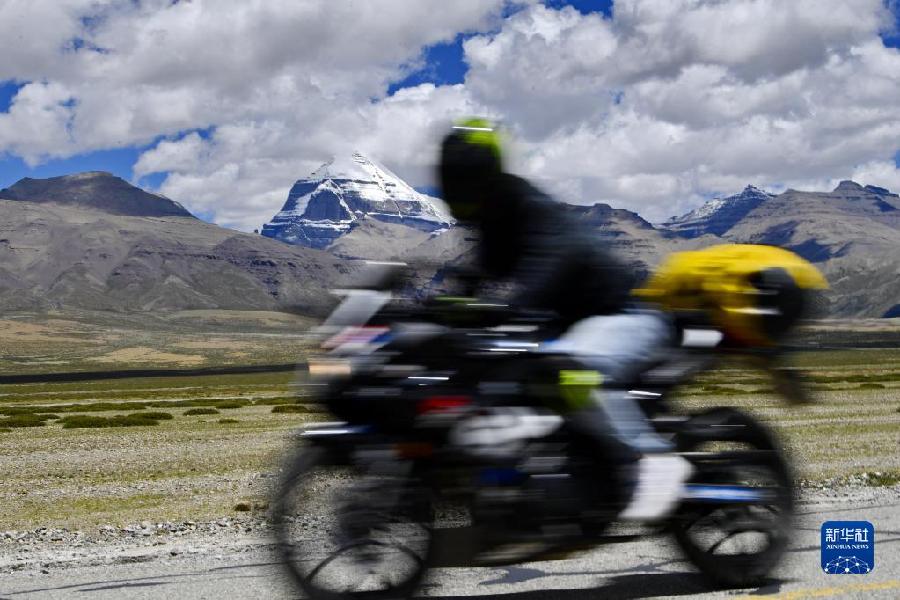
[438,118,504,220]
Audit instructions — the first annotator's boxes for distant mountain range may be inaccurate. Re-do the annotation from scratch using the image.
[259,154,900,318]
[1,172,193,218]
[663,181,899,240]
[1,162,897,318]
[0,172,352,314]
[663,185,775,238]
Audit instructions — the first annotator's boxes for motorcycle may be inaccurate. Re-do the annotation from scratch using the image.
[273,258,810,599]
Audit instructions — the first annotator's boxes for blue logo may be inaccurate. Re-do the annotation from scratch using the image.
[821,521,874,574]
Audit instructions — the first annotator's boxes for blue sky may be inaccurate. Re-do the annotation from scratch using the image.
[0,79,167,189]
[0,141,167,190]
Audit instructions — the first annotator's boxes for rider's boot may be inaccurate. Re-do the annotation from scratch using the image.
[618,453,693,521]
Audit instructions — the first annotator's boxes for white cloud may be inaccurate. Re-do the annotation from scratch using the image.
[464,7,619,137]
[133,131,207,176]
[460,1,900,221]
[1,0,899,228]
[0,0,111,81]
[0,82,77,164]
[611,0,890,81]
[851,159,900,192]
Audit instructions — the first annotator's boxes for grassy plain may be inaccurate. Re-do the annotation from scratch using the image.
[0,370,325,530]
[676,347,900,482]
[0,309,316,375]
[0,313,897,531]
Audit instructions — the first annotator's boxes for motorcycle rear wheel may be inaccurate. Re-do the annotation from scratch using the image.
[670,407,794,588]
[273,443,434,600]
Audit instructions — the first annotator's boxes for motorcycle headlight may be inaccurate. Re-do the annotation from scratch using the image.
[308,358,353,378]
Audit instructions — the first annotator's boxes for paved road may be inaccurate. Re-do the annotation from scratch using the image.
[2,493,898,600]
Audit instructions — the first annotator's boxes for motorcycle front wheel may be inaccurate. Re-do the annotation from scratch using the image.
[670,407,794,588]
[272,442,434,600]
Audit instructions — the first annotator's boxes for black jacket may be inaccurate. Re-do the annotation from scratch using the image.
[477,174,632,324]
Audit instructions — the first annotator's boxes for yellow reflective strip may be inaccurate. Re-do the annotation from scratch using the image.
[559,370,603,387]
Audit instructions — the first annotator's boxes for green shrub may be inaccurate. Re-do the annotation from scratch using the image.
[60,415,114,428]
[117,413,164,426]
[0,406,66,416]
[218,418,239,424]
[0,398,260,427]
[149,399,227,408]
[184,408,220,416]
[1,414,48,428]
[0,402,149,415]
[0,411,62,420]
[272,404,309,414]
[858,383,886,390]
[59,413,169,428]
[210,400,250,409]
[0,407,44,416]
[151,399,250,409]
[139,411,174,420]
[866,472,900,487]
[59,402,149,413]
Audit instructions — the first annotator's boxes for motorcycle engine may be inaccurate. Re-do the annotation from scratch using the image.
[470,445,605,555]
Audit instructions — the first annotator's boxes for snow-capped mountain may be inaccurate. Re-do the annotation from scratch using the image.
[261,153,451,249]
[663,185,774,238]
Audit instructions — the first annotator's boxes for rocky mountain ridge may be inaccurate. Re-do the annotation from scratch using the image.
[1,168,897,318]
[663,185,774,238]
[0,173,352,314]
[0,172,193,218]
[665,180,900,240]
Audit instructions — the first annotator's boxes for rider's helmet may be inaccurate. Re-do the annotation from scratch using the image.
[438,117,504,221]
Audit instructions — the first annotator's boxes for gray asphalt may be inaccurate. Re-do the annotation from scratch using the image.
[2,493,898,600]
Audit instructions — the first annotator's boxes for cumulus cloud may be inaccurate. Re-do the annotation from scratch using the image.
[461,1,900,221]
[0,82,77,164]
[852,159,900,192]
[1,0,900,228]
[0,0,109,81]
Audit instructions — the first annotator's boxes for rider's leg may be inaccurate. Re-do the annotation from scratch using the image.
[547,311,693,521]
[566,400,640,510]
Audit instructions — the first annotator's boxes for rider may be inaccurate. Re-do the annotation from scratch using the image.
[437,117,692,521]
